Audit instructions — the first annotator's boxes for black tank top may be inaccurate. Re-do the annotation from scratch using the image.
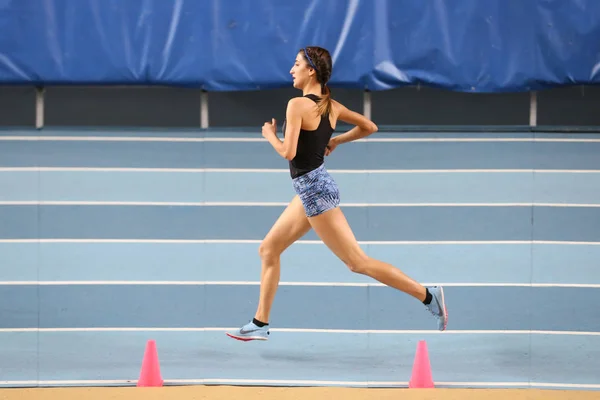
[283,94,334,179]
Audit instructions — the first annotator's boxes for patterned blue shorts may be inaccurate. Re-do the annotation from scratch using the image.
[292,163,340,217]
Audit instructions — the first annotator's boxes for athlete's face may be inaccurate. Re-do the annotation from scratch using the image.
[290,52,314,89]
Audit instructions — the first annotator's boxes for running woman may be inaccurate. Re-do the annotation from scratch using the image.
[226,46,447,341]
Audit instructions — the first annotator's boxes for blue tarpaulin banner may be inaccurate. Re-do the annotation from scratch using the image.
[1,0,599,92]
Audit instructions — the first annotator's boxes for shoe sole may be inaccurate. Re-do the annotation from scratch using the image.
[439,286,448,331]
[225,332,268,342]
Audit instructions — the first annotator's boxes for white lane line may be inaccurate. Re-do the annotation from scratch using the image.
[0,378,598,389]
[1,167,600,174]
[0,281,598,288]
[1,135,600,143]
[1,201,599,207]
[1,239,599,245]
[1,328,599,335]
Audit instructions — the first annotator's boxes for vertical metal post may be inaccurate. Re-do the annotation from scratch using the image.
[529,91,537,127]
[200,90,209,129]
[363,90,372,120]
[35,86,45,129]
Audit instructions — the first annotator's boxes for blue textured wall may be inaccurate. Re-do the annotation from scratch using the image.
[1,1,600,92]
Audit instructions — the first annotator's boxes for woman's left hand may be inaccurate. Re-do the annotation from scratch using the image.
[262,118,277,138]
[325,137,339,156]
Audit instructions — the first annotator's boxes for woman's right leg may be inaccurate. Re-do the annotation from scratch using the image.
[307,206,448,331]
[226,195,311,341]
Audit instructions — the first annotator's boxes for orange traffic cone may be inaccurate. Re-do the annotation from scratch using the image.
[408,340,434,388]
[137,339,164,387]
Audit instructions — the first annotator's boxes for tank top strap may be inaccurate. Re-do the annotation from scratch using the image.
[303,94,329,118]
[304,94,320,103]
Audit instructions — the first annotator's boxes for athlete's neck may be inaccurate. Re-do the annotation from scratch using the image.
[302,82,321,97]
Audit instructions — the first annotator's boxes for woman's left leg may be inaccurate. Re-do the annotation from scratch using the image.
[225,195,311,341]
[308,206,448,331]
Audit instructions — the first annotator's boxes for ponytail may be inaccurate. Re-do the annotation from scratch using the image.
[316,84,333,116]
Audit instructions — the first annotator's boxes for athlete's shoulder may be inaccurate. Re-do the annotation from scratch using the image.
[287,95,315,106]
[287,96,307,106]
[286,96,315,113]
[330,98,345,110]
[329,98,346,118]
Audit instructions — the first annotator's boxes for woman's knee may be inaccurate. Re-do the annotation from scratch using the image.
[258,241,282,264]
[344,253,370,274]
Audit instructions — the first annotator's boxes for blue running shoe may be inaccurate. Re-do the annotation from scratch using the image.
[226,320,269,341]
[425,286,448,331]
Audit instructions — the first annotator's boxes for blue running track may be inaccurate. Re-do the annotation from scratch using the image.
[0,129,599,390]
